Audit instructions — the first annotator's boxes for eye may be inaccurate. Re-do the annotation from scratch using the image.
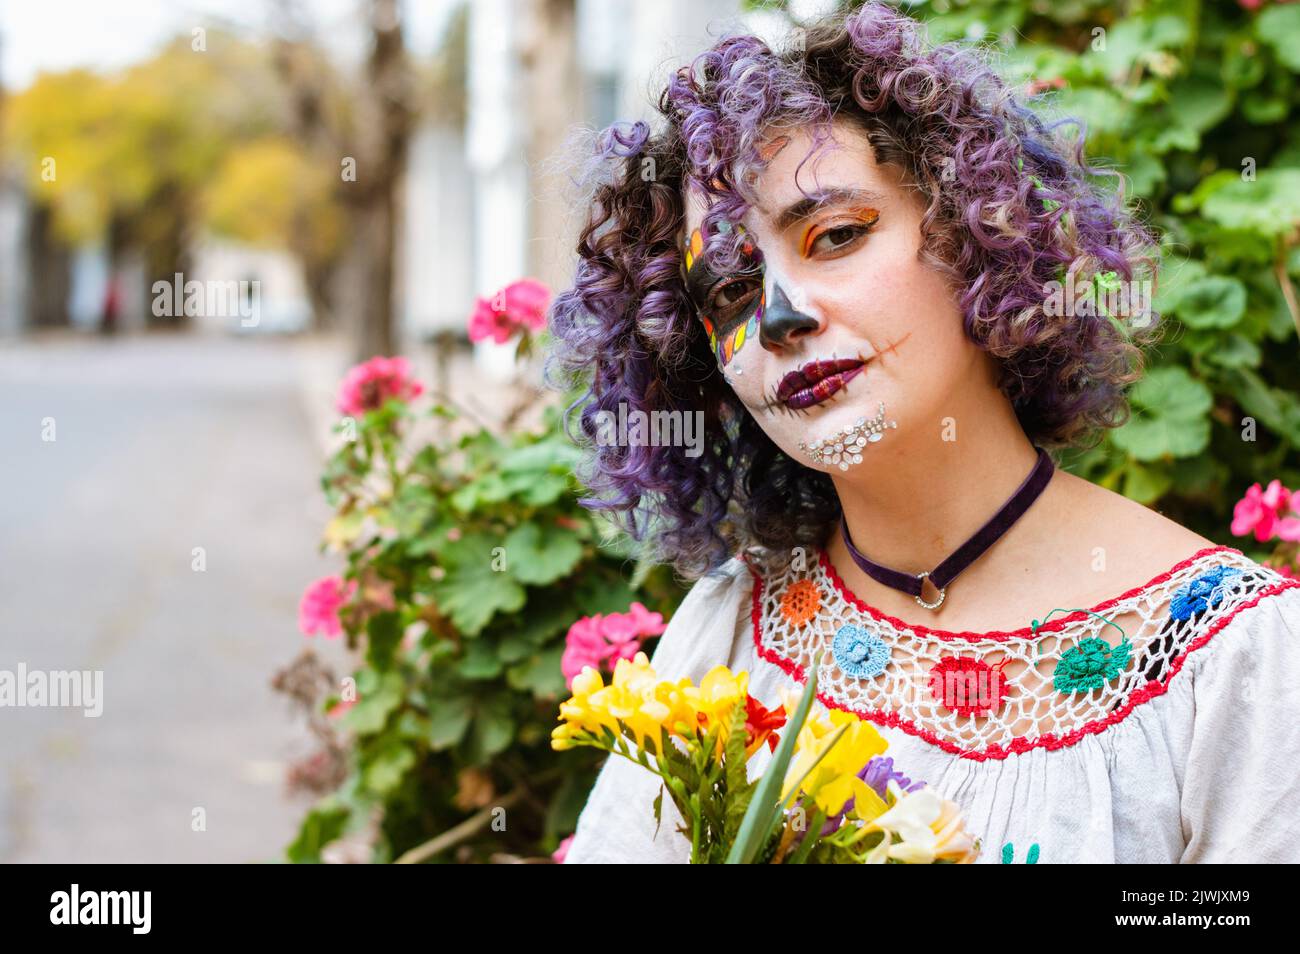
[808,224,869,256]
[707,276,762,317]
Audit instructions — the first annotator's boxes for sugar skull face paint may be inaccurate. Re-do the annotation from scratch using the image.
[683,224,765,366]
[679,120,977,480]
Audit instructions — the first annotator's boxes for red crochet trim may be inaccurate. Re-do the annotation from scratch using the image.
[746,556,1299,762]
[818,545,1243,642]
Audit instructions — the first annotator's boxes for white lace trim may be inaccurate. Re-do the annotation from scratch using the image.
[750,547,1293,758]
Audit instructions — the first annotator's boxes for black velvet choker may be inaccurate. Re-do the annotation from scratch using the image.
[838,446,1055,610]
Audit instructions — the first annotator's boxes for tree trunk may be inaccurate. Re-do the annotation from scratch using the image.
[26,205,71,328]
[520,0,582,291]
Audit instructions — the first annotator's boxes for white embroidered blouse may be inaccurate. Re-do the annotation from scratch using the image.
[563,545,1300,864]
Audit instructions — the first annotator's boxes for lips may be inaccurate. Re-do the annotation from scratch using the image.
[776,357,868,409]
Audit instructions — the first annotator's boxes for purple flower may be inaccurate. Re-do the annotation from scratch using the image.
[819,755,927,836]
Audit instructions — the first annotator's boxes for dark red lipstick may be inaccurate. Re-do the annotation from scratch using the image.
[776,357,867,410]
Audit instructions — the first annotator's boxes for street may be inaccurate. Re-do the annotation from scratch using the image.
[0,332,348,862]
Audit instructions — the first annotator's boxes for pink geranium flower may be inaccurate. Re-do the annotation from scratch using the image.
[561,603,668,687]
[1231,480,1300,542]
[561,615,608,685]
[468,279,551,344]
[299,576,357,638]
[335,356,424,417]
[552,833,574,864]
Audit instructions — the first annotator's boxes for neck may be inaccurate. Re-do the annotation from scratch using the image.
[825,400,1042,576]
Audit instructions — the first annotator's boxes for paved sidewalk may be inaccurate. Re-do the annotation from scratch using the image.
[0,331,351,862]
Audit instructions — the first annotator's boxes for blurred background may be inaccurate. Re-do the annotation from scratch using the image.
[0,0,1297,863]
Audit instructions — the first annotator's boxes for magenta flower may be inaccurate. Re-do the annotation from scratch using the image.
[467,279,551,344]
[1231,480,1300,542]
[561,603,668,687]
[299,576,356,638]
[561,615,608,686]
[599,602,667,664]
[335,356,424,417]
[552,833,574,864]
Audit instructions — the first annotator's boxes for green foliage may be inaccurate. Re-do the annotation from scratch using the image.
[289,391,686,862]
[899,0,1300,526]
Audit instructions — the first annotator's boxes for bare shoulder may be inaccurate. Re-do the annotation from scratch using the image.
[1048,469,1217,584]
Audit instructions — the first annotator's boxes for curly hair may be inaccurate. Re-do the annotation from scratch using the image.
[545,1,1161,582]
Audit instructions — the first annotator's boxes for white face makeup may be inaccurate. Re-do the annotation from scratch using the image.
[681,120,978,477]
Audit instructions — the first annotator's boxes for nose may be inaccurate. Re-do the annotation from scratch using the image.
[760,283,820,350]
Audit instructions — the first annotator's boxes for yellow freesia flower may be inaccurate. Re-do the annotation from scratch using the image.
[680,665,749,754]
[782,704,887,817]
[554,666,617,747]
[553,653,706,757]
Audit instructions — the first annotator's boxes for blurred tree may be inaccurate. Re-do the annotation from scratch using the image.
[205,137,345,329]
[274,0,415,360]
[4,35,283,328]
[521,0,582,291]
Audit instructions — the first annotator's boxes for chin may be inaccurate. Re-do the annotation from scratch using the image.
[779,394,902,473]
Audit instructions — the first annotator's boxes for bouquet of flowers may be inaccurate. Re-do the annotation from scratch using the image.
[553,650,980,863]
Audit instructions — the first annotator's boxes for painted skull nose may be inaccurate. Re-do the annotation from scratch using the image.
[760,283,818,349]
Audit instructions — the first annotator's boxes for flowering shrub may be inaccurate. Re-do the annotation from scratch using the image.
[560,603,667,687]
[468,278,551,345]
[335,356,424,417]
[1231,479,1300,577]
[278,288,686,863]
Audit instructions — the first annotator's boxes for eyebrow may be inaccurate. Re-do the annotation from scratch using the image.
[767,187,885,231]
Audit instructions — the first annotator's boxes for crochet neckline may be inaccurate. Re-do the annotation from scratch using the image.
[816,544,1243,643]
[749,545,1292,760]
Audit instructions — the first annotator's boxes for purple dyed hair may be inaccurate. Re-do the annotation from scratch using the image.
[545,2,1161,581]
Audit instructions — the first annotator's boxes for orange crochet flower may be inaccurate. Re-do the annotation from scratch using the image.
[780,578,822,627]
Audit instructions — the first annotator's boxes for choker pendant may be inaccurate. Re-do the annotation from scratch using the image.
[838,446,1056,610]
[798,402,897,471]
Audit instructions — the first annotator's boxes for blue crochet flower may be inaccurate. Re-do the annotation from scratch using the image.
[1169,566,1243,621]
[832,624,890,680]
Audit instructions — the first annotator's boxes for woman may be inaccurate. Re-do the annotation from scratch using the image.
[547,2,1300,863]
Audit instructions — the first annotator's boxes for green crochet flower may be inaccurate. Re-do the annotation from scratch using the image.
[1052,637,1132,693]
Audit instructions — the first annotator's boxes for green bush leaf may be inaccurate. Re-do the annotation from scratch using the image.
[1258,5,1300,72]
[504,522,584,586]
[1111,366,1212,460]
[431,534,526,635]
[1175,275,1246,329]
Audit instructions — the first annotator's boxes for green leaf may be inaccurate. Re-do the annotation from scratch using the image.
[458,638,504,679]
[286,800,350,863]
[1175,275,1246,329]
[1199,170,1300,238]
[1111,366,1212,460]
[389,483,437,536]
[505,645,566,698]
[1204,333,1262,369]
[466,698,515,762]
[431,533,526,636]
[1154,256,1208,314]
[365,611,403,670]
[342,671,405,735]
[1258,5,1300,72]
[727,651,824,864]
[1121,460,1173,504]
[1223,367,1300,445]
[722,697,754,845]
[361,737,416,796]
[427,696,473,750]
[504,523,584,586]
